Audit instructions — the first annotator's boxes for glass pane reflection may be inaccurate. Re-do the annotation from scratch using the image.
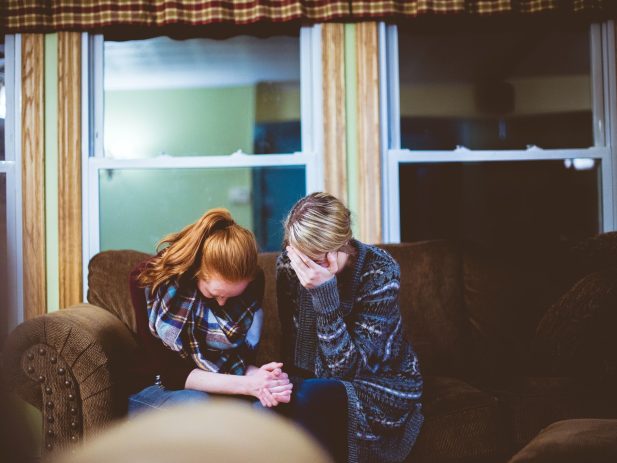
[99,166,305,253]
[104,35,301,158]
[399,159,600,248]
[398,23,593,150]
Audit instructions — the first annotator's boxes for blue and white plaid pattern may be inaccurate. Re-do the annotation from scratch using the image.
[146,279,263,376]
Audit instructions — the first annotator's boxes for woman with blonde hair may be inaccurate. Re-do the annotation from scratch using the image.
[276,193,423,463]
[128,208,291,412]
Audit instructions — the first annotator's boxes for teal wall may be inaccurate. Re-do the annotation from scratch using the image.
[101,86,256,253]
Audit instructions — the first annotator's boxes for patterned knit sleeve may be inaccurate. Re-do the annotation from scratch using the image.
[309,252,407,379]
[276,253,297,367]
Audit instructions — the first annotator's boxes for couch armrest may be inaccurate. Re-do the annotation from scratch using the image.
[2,304,139,456]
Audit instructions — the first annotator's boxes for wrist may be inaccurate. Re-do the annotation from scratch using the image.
[308,277,339,314]
[242,375,257,397]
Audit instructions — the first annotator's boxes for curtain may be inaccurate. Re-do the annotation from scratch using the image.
[1,0,615,33]
[0,1,350,33]
[350,0,614,18]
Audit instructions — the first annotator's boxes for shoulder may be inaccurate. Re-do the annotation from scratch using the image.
[359,244,400,284]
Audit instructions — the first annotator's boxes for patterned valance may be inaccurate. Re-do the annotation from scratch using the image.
[350,0,615,18]
[1,0,615,33]
[0,1,350,33]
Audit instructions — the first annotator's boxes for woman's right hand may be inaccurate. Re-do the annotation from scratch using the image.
[246,362,293,407]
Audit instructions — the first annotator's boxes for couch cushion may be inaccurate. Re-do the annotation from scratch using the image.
[507,419,617,463]
[408,376,503,463]
[533,268,617,379]
[494,376,617,452]
[381,241,471,376]
[461,241,578,376]
[255,252,282,366]
[88,250,150,333]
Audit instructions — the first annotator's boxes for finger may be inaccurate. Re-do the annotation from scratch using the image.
[269,383,293,393]
[287,254,309,280]
[272,392,292,403]
[262,388,279,407]
[288,246,313,269]
[260,362,283,371]
[288,252,309,276]
[259,388,275,407]
[287,245,304,262]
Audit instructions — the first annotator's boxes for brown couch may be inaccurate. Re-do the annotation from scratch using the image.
[4,239,617,462]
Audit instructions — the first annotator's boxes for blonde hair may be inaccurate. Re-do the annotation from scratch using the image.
[283,192,352,258]
[138,208,258,292]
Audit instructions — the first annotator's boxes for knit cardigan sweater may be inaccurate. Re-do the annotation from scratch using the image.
[276,240,424,463]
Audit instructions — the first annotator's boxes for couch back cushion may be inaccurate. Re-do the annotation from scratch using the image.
[87,249,284,365]
[256,252,282,366]
[87,242,471,375]
[381,241,471,375]
[88,250,150,333]
[462,240,580,376]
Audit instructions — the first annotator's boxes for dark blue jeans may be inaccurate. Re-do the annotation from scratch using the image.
[278,378,348,463]
[128,384,211,415]
[128,384,265,416]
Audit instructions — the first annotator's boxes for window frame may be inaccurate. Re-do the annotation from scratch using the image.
[0,34,24,330]
[380,21,617,242]
[82,27,324,291]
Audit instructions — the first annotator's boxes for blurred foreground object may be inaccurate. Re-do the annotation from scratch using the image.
[56,400,332,463]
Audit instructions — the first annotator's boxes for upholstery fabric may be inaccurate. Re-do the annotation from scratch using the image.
[507,419,617,463]
[409,376,502,463]
[87,249,149,333]
[5,239,617,461]
[494,376,617,452]
[534,268,617,378]
[385,241,471,376]
[461,241,578,377]
[3,304,138,455]
[255,252,282,366]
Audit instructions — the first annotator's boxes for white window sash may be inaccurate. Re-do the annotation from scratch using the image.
[82,27,323,295]
[381,22,617,243]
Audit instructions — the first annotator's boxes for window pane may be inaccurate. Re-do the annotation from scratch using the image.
[398,24,592,150]
[0,173,7,339]
[399,160,600,247]
[104,35,301,158]
[1,37,5,161]
[99,166,305,252]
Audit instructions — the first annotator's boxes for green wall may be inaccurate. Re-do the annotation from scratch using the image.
[101,86,256,252]
[99,168,255,253]
[104,86,255,157]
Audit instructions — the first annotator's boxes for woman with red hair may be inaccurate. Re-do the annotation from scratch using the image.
[128,208,291,412]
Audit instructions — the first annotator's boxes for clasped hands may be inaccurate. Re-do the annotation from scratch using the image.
[246,362,293,408]
[286,245,338,289]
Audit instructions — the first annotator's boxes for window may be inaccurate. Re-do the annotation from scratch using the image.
[0,35,23,339]
[84,28,323,269]
[382,21,616,248]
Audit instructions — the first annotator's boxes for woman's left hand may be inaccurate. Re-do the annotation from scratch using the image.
[286,246,338,289]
